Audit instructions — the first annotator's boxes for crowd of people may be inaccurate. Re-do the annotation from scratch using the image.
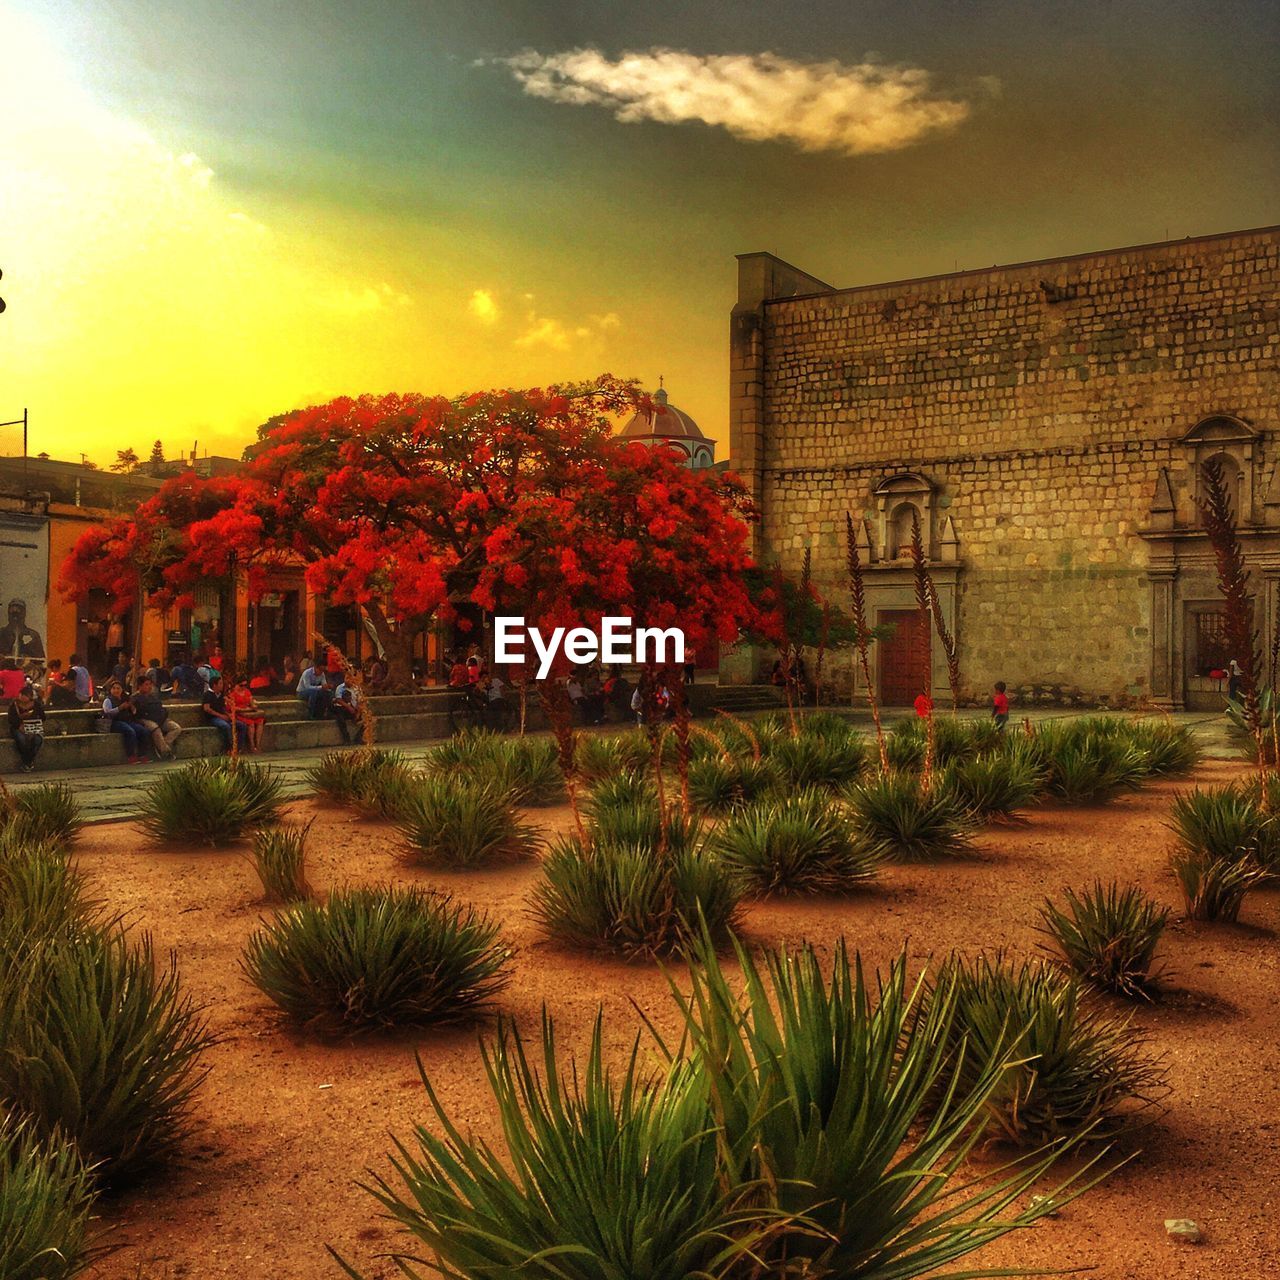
[3,644,384,771]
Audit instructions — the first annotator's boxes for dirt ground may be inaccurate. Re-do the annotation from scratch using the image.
[77,758,1279,1280]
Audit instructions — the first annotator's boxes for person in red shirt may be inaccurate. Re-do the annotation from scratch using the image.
[448,654,469,687]
[913,692,933,718]
[0,659,26,701]
[992,681,1010,732]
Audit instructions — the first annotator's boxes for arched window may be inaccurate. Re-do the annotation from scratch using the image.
[873,472,935,561]
[888,502,919,559]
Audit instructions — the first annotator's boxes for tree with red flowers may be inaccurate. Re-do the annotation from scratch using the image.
[60,377,764,687]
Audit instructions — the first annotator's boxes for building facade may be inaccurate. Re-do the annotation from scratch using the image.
[728,226,1280,708]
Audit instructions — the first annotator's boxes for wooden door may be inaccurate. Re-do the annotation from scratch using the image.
[879,609,931,706]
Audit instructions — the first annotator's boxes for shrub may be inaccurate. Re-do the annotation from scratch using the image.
[1,783,83,850]
[886,716,992,772]
[427,728,504,771]
[532,830,741,958]
[1043,734,1146,804]
[243,885,511,1033]
[0,928,213,1183]
[765,732,866,791]
[712,790,883,895]
[845,772,973,861]
[0,1114,98,1280]
[686,754,777,815]
[140,758,284,846]
[0,843,103,949]
[341,939,1080,1280]
[394,778,540,869]
[1039,882,1169,997]
[939,751,1044,821]
[484,738,564,806]
[1168,784,1278,875]
[1127,720,1201,776]
[1169,846,1264,922]
[250,822,312,903]
[937,954,1166,1146]
[574,733,650,783]
[307,748,412,812]
[583,772,658,821]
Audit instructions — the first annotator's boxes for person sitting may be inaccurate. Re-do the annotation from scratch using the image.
[0,658,25,702]
[331,671,365,745]
[145,657,173,694]
[249,657,277,697]
[448,653,469,687]
[297,663,332,719]
[202,674,249,754]
[566,674,587,723]
[44,659,77,710]
[169,655,200,698]
[364,655,389,693]
[7,683,45,772]
[582,667,605,725]
[484,673,509,731]
[281,654,299,691]
[132,674,183,761]
[110,649,132,689]
[229,675,267,752]
[100,680,146,764]
[67,655,94,707]
[604,668,631,723]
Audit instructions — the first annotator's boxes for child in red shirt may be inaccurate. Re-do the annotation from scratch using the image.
[992,681,1009,731]
[913,692,933,718]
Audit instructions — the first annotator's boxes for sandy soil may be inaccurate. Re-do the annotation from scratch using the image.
[75,758,1279,1280]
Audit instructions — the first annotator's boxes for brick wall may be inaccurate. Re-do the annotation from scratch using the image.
[736,227,1280,702]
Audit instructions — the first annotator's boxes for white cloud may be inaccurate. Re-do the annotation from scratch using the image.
[468,288,500,323]
[514,303,621,351]
[496,47,990,156]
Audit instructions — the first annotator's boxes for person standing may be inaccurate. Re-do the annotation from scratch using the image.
[7,683,45,772]
[992,681,1010,732]
[132,674,183,760]
[1227,658,1244,703]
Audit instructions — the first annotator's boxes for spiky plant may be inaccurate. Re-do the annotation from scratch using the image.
[845,771,973,861]
[427,728,504,771]
[532,828,741,958]
[1125,721,1201,776]
[937,954,1167,1146]
[686,755,778,815]
[484,738,564,807]
[1169,846,1264,922]
[250,822,312,903]
[939,751,1045,821]
[2,783,83,850]
[1039,882,1169,998]
[846,510,889,773]
[583,772,658,821]
[765,731,867,791]
[1167,784,1275,872]
[307,748,412,810]
[0,927,213,1184]
[243,885,511,1033]
[394,778,540,869]
[1043,735,1146,805]
[0,842,104,950]
[712,789,884,895]
[574,733,651,783]
[0,1113,100,1280]
[340,936,1089,1280]
[140,758,285,846]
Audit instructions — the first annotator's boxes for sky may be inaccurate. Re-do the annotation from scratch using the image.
[1,0,1277,464]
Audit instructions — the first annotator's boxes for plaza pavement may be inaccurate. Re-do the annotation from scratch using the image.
[4,706,1238,825]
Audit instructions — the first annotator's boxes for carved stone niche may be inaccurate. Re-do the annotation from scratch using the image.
[873,472,957,562]
[1180,415,1260,525]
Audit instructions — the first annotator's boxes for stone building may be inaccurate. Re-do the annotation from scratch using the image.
[728,225,1280,708]
[619,380,717,469]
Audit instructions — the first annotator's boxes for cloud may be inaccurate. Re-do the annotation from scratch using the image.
[495,47,989,156]
[468,289,500,323]
[514,305,621,351]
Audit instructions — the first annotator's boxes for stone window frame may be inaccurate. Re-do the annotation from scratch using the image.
[873,472,935,561]
[1180,415,1259,525]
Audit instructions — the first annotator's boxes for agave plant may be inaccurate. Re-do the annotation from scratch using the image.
[1167,784,1275,871]
[1169,846,1265,922]
[1043,734,1147,805]
[845,772,973,861]
[686,754,778,815]
[0,1113,100,1280]
[427,728,505,771]
[764,731,867,791]
[532,828,741,958]
[338,938,1086,1280]
[394,778,541,869]
[712,789,883,895]
[483,738,564,807]
[583,772,659,822]
[939,751,1045,821]
[243,885,511,1033]
[937,954,1167,1146]
[1039,882,1169,997]
[1126,720,1201,776]
[250,822,312,903]
[140,758,284,846]
[0,842,104,951]
[0,927,214,1183]
[1,783,83,850]
[307,748,412,812]
[574,733,651,783]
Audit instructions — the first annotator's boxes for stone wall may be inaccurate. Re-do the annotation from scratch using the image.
[732,227,1280,703]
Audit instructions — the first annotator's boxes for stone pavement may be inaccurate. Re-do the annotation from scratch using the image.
[3,707,1239,826]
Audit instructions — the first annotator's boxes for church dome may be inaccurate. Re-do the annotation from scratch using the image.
[618,382,716,469]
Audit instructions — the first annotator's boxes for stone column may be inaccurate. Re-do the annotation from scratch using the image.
[1146,567,1177,709]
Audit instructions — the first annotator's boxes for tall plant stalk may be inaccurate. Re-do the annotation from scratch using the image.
[926,577,960,713]
[540,681,585,845]
[1196,457,1265,772]
[312,631,378,746]
[845,512,889,774]
[909,512,937,792]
